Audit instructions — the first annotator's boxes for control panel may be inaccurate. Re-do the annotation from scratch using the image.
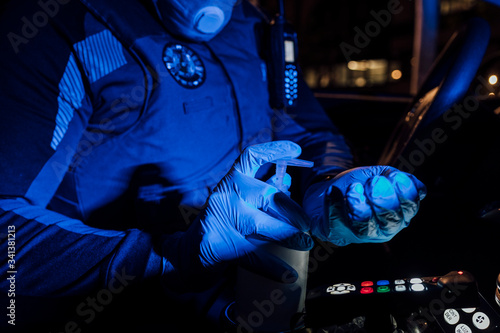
[432,293,500,332]
[305,270,482,330]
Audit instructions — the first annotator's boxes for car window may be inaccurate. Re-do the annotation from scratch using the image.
[257,0,500,96]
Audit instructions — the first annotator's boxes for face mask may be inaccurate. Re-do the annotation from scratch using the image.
[153,0,238,42]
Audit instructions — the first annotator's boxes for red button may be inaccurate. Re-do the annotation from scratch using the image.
[360,287,374,294]
[432,277,439,283]
[361,281,374,287]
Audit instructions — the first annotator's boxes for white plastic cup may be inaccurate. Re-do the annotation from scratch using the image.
[234,240,309,333]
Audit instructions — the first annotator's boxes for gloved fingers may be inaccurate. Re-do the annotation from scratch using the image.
[346,182,371,221]
[266,191,311,232]
[234,200,313,251]
[386,171,424,221]
[266,172,292,193]
[320,166,426,245]
[345,182,377,238]
[325,186,389,245]
[386,171,418,201]
[233,140,301,178]
[226,171,279,210]
[237,242,299,283]
[365,175,399,211]
[386,169,427,200]
[228,171,294,215]
[363,175,405,236]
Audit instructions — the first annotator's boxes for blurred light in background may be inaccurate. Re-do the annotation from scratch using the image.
[304,59,402,89]
[391,69,403,80]
[488,74,498,85]
[440,0,477,15]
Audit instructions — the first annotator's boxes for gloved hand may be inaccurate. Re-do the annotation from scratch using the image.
[303,166,426,246]
[161,141,314,292]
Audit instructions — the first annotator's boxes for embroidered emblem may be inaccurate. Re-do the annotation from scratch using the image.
[163,43,205,88]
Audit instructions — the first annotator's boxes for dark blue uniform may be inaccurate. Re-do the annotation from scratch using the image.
[0,0,352,330]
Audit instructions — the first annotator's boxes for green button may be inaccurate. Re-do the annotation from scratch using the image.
[377,286,390,293]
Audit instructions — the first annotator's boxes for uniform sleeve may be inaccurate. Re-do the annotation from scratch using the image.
[273,69,354,191]
[0,1,155,297]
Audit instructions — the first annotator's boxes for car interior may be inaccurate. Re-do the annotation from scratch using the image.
[256,0,500,331]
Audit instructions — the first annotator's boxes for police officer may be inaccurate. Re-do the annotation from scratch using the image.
[0,0,425,331]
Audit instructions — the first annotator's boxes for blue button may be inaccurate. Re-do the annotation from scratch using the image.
[377,280,390,286]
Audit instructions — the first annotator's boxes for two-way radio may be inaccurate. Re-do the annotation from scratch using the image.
[267,0,299,110]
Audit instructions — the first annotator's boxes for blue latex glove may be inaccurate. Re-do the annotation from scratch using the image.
[303,166,426,246]
[162,141,314,292]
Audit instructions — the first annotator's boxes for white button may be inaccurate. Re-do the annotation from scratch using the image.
[326,286,333,293]
[455,323,472,333]
[347,285,356,291]
[461,307,476,313]
[410,278,423,284]
[331,290,350,295]
[337,286,346,291]
[395,285,406,292]
[472,311,490,330]
[395,279,405,285]
[411,283,425,291]
[444,309,460,325]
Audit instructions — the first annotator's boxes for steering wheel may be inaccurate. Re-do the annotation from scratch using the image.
[378,17,491,170]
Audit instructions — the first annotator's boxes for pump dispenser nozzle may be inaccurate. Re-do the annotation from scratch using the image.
[272,158,314,193]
